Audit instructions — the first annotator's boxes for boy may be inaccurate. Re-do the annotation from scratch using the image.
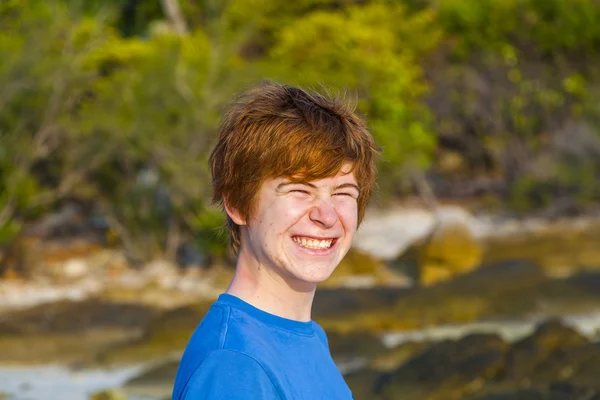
[172,82,379,399]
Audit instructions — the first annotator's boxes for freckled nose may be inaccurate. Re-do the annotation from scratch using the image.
[309,199,338,228]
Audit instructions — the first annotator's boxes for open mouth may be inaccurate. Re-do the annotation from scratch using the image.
[291,236,336,250]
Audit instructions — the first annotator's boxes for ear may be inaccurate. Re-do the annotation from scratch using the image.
[223,197,246,226]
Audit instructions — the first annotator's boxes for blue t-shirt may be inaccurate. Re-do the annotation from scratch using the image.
[172,293,353,399]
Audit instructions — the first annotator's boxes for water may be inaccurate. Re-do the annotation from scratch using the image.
[0,365,157,400]
[381,310,600,348]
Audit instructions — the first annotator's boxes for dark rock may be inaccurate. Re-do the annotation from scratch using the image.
[95,302,211,365]
[313,287,407,318]
[550,272,600,297]
[467,382,600,400]
[326,330,387,363]
[371,340,432,371]
[466,388,546,400]
[388,245,420,282]
[0,300,157,364]
[344,367,387,400]
[0,300,156,336]
[377,333,507,400]
[548,381,600,399]
[558,342,600,389]
[124,359,179,398]
[370,318,600,400]
[502,318,589,382]
[389,260,548,326]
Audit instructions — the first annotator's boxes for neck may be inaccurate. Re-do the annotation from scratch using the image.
[225,249,317,322]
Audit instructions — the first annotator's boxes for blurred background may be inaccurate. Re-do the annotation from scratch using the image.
[1,0,600,399]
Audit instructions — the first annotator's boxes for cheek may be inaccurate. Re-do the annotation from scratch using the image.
[338,204,359,233]
[259,203,304,240]
[274,200,308,223]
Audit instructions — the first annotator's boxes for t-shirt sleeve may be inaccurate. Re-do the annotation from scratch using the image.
[181,349,282,400]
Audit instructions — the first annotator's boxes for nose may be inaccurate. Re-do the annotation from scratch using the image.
[309,198,338,228]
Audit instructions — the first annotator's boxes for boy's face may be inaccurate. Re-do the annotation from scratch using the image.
[235,162,359,288]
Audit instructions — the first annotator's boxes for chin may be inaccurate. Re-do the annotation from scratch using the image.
[296,267,337,284]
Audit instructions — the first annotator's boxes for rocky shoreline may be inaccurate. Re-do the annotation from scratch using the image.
[1,312,598,400]
[1,208,600,399]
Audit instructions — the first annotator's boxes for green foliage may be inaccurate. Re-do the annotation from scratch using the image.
[187,207,228,257]
[68,28,235,262]
[426,0,600,209]
[267,2,441,193]
[2,0,600,264]
[0,0,112,238]
[437,0,600,57]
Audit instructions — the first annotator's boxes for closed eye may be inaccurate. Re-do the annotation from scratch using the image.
[291,189,310,194]
[334,192,358,199]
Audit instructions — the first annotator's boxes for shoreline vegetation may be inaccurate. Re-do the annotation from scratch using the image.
[3,0,600,276]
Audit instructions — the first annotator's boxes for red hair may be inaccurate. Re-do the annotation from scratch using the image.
[209,82,379,253]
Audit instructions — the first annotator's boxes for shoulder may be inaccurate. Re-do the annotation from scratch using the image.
[182,349,282,400]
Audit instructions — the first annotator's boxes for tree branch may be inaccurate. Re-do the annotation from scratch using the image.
[160,0,188,35]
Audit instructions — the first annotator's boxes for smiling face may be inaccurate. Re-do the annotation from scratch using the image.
[230,163,359,289]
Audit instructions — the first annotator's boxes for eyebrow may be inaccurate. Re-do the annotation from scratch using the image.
[276,181,360,192]
[333,183,360,192]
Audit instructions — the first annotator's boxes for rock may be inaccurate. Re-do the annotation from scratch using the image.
[326,330,387,365]
[313,287,405,318]
[317,262,600,336]
[124,359,179,398]
[418,218,483,286]
[503,318,589,381]
[0,299,156,364]
[143,259,180,283]
[482,222,600,278]
[0,299,156,335]
[329,249,384,281]
[344,368,387,400]
[377,333,508,400]
[89,389,128,400]
[352,207,436,260]
[368,318,600,400]
[313,287,408,333]
[465,388,546,400]
[327,249,408,287]
[385,260,545,329]
[565,342,600,389]
[97,301,211,365]
[466,382,600,400]
[547,381,600,398]
[62,258,89,279]
[387,245,420,283]
[371,340,431,371]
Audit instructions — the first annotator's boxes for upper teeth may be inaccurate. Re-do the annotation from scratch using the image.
[292,237,333,249]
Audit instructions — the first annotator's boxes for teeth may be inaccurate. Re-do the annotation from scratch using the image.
[293,236,333,249]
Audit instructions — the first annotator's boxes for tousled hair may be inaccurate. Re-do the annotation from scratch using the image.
[209,81,380,254]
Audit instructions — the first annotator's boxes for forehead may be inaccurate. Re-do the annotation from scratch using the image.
[281,162,356,184]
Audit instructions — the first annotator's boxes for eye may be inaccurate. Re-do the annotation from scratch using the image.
[334,192,358,199]
[291,189,310,195]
